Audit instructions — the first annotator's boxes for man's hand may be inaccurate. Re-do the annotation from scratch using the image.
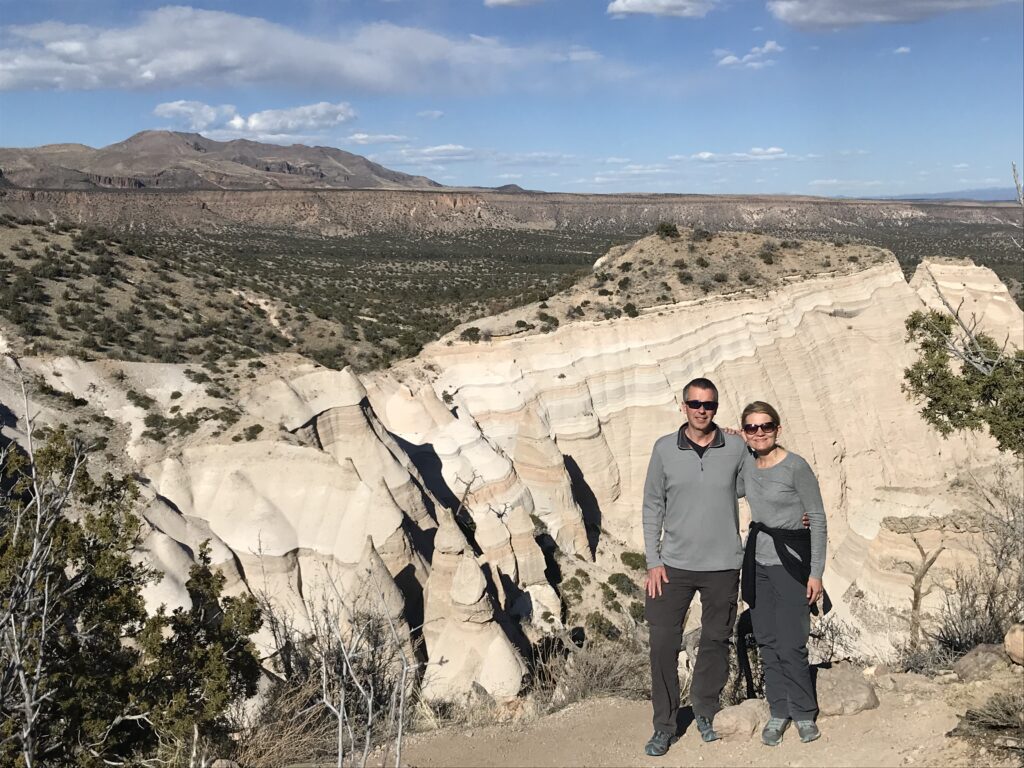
[646,565,669,598]
[802,513,810,528]
[806,577,823,604]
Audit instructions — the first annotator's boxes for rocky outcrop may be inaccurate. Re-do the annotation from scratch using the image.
[816,664,880,716]
[953,644,1011,682]
[715,698,769,739]
[420,509,528,701]
[1005,624,1024,665]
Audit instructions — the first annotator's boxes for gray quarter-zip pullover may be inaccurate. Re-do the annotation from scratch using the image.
[642,426,747,571]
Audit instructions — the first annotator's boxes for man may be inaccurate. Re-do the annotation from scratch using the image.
[641,377,747,757]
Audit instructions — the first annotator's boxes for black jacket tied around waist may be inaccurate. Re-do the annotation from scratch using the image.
[741,521,832,616]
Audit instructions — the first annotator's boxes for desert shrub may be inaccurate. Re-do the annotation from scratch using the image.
[0,429,262,765]
[620,551,646,571]
[617,276,631,291]
[952,689,1024,755]
[459,326,482,343]
[585,610,620,641]
[712,271,728,283]
[738,270,753,284]
[608,572,640,598]
[623,302,639,318]
[618,261,632,272]
[574,568,591,586]
[692,228,714,242]
[699,278,714,294]
[695,255,710,268]
[629,601,645,624]
[656,222,680,239]
[808,614,862,665]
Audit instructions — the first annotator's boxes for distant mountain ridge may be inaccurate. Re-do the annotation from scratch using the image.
[0,130,442,191]
[877,187,1019,202]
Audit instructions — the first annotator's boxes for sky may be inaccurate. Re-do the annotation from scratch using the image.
[0,0,1022,196]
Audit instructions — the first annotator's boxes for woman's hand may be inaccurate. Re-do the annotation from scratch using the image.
[806,577,823,604]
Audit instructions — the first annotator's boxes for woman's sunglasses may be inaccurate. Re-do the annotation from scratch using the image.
[742,422,777,434]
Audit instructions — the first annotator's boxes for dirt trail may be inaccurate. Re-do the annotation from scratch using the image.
[403,690,998,768]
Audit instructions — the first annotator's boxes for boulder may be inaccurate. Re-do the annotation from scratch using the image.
[714,698,769,739]
[953,644,1010,682]
[1004,624,1024,666]
[816,664,880,716]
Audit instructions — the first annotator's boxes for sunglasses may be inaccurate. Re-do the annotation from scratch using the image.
[685,400,719,411]
[742,422,777,434]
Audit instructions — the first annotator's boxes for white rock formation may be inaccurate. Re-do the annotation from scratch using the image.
[420,509,527,701]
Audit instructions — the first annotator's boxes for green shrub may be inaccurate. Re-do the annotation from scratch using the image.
[620,551,646,571]
[608,572,640,598]
[656,222,680,239]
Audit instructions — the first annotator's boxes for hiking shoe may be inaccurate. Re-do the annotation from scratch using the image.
[644,729,674,756]
[694,714,720,743]
[795,720,820,743]
[761,717,790,746]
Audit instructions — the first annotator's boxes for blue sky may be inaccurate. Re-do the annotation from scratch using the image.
[1,0,1021,195]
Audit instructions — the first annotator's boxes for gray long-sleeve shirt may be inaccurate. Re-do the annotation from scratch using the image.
[740,451,828,579]
[641,426,747,572]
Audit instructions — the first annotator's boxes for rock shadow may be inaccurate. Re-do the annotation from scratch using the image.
[563,454,602,557]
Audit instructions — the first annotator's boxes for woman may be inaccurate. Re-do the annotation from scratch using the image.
[738,401,828,746]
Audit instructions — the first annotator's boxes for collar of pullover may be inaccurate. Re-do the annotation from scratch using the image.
[676,425,725,451]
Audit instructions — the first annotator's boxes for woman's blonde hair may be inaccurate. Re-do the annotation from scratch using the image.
[741,400,782,426]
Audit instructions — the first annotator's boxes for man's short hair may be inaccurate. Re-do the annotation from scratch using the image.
[683,377,718,401]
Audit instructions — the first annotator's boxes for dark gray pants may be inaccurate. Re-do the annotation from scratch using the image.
[749,563,817,721]
[646,566,739,732]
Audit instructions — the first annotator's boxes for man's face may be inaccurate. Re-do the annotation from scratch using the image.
[682,386,718,431]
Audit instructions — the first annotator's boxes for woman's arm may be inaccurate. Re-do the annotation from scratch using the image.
[793,457,827,579]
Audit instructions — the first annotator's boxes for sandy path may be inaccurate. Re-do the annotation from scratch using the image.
[402,690,994,768]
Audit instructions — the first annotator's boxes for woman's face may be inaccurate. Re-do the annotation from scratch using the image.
[742,412,782,452]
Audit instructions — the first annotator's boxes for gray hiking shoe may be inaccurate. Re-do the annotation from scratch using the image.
[795,720,820,743]
[644,729,674,756]
[761,717,789,746]
[694,714,720,743]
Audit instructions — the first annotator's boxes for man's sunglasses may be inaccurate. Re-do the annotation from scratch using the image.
[684,400,719,411]
[742,422,777,434]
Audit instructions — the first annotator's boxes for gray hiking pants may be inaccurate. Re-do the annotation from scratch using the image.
[749,563,818,721]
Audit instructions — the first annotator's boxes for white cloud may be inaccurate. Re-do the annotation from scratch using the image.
[417,110,445,120]
[0,6,609,92]
[767,0,1013,28]
[153,100,355,142]
[809,178,884,187]
[894,46,911,54]
[497,173,523,178]
[604,156,632,164]
[229,102,356,134]
[676,146,795,163]
[715,40,784,69]
[485,0,547,5]
[346,133,408,145]
[839,148,870,156]
[953,162,970,169]
[375,144,576,171]
[607,0,718,18]
[152,100,236,131]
